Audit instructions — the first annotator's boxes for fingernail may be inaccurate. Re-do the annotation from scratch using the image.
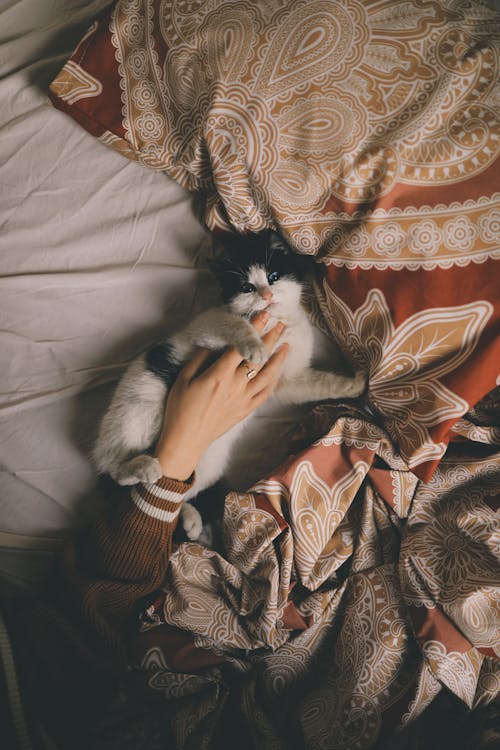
[276,322,285,334]
[260,311,269,322]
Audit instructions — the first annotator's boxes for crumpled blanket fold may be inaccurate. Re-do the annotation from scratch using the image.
[130,400,499,749]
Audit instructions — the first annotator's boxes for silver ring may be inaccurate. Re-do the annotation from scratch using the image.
[242,361,257,381]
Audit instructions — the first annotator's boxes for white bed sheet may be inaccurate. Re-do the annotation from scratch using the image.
[0,0,210,584]
[0,0,340,588]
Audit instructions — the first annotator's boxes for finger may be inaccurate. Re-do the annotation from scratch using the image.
[260,321,285,354]
[213,313,272,373]
[237,326,282,377]
[248,343,290,395]
[231,320,286,380]
[179,347,213,381]
[204,311,276,377]
[249,310,270,332]
[250,382,275,408]
[207,344,247,377]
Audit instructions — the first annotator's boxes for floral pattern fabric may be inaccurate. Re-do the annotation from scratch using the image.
[47,2,500,746]
[132,400,499,749]
[49,0,499,479]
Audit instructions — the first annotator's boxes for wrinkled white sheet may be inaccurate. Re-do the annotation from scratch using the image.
[0,0,210,585]
[0,0,338,587]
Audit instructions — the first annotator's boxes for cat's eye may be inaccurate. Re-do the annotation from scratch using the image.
[268,271,280,284]
[241,282,256,294]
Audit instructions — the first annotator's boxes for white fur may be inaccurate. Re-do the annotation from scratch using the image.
[93,269,366,540]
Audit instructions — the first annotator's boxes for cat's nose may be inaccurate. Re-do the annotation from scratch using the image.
[261,288,273,301]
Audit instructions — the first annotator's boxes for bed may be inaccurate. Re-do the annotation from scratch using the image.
[1,1,499,748]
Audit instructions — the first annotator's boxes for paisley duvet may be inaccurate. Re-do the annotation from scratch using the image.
[49,1,499,747]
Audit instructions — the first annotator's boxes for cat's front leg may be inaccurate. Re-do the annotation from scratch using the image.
[173,309,268,364]
[230,320,269,364]
[93,359,167,484]
[113,454,163,486]
[350,370,367,397]
[276,367,367,405]
[180,501,203,540]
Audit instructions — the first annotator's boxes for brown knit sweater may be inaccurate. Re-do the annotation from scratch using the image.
[57,474,195,668]
[0,475,197,747]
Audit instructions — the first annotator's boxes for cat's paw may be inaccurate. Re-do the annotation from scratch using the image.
[114,455,163,486]
[235,334,268,365]
[196,522,214,548]
[346,370,368,397]
[180,502,203,540]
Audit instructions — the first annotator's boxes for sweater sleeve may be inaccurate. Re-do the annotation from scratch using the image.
[57,475,194,668]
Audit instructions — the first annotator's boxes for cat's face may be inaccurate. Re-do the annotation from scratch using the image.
[210,230,304,318]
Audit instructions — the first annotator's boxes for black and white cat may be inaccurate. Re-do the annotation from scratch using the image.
[93,231,366,539]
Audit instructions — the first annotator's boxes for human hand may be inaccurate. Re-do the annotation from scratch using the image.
[154,312,290,481]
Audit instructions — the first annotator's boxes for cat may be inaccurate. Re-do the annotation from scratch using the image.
[93,230,366,540]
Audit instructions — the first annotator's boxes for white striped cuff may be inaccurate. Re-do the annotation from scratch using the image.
[131,486,184,522]
[142,480,190,503]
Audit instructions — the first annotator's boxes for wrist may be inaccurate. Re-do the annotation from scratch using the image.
[154,439,199,482]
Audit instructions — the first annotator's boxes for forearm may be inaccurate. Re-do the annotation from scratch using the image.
[59,314,288,667]
[81,476,191,580]
[58,475,193,666]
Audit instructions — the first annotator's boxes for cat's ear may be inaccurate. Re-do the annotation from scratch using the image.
[216,228,290,258]
[267,229,291,255]
[215,231,245,260]
[266,229,314,278]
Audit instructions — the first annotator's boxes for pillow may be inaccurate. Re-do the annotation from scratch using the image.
[49,0,500,480]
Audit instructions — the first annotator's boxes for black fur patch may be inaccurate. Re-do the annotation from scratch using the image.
[145,342,182,386]
[209,229,307,304]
